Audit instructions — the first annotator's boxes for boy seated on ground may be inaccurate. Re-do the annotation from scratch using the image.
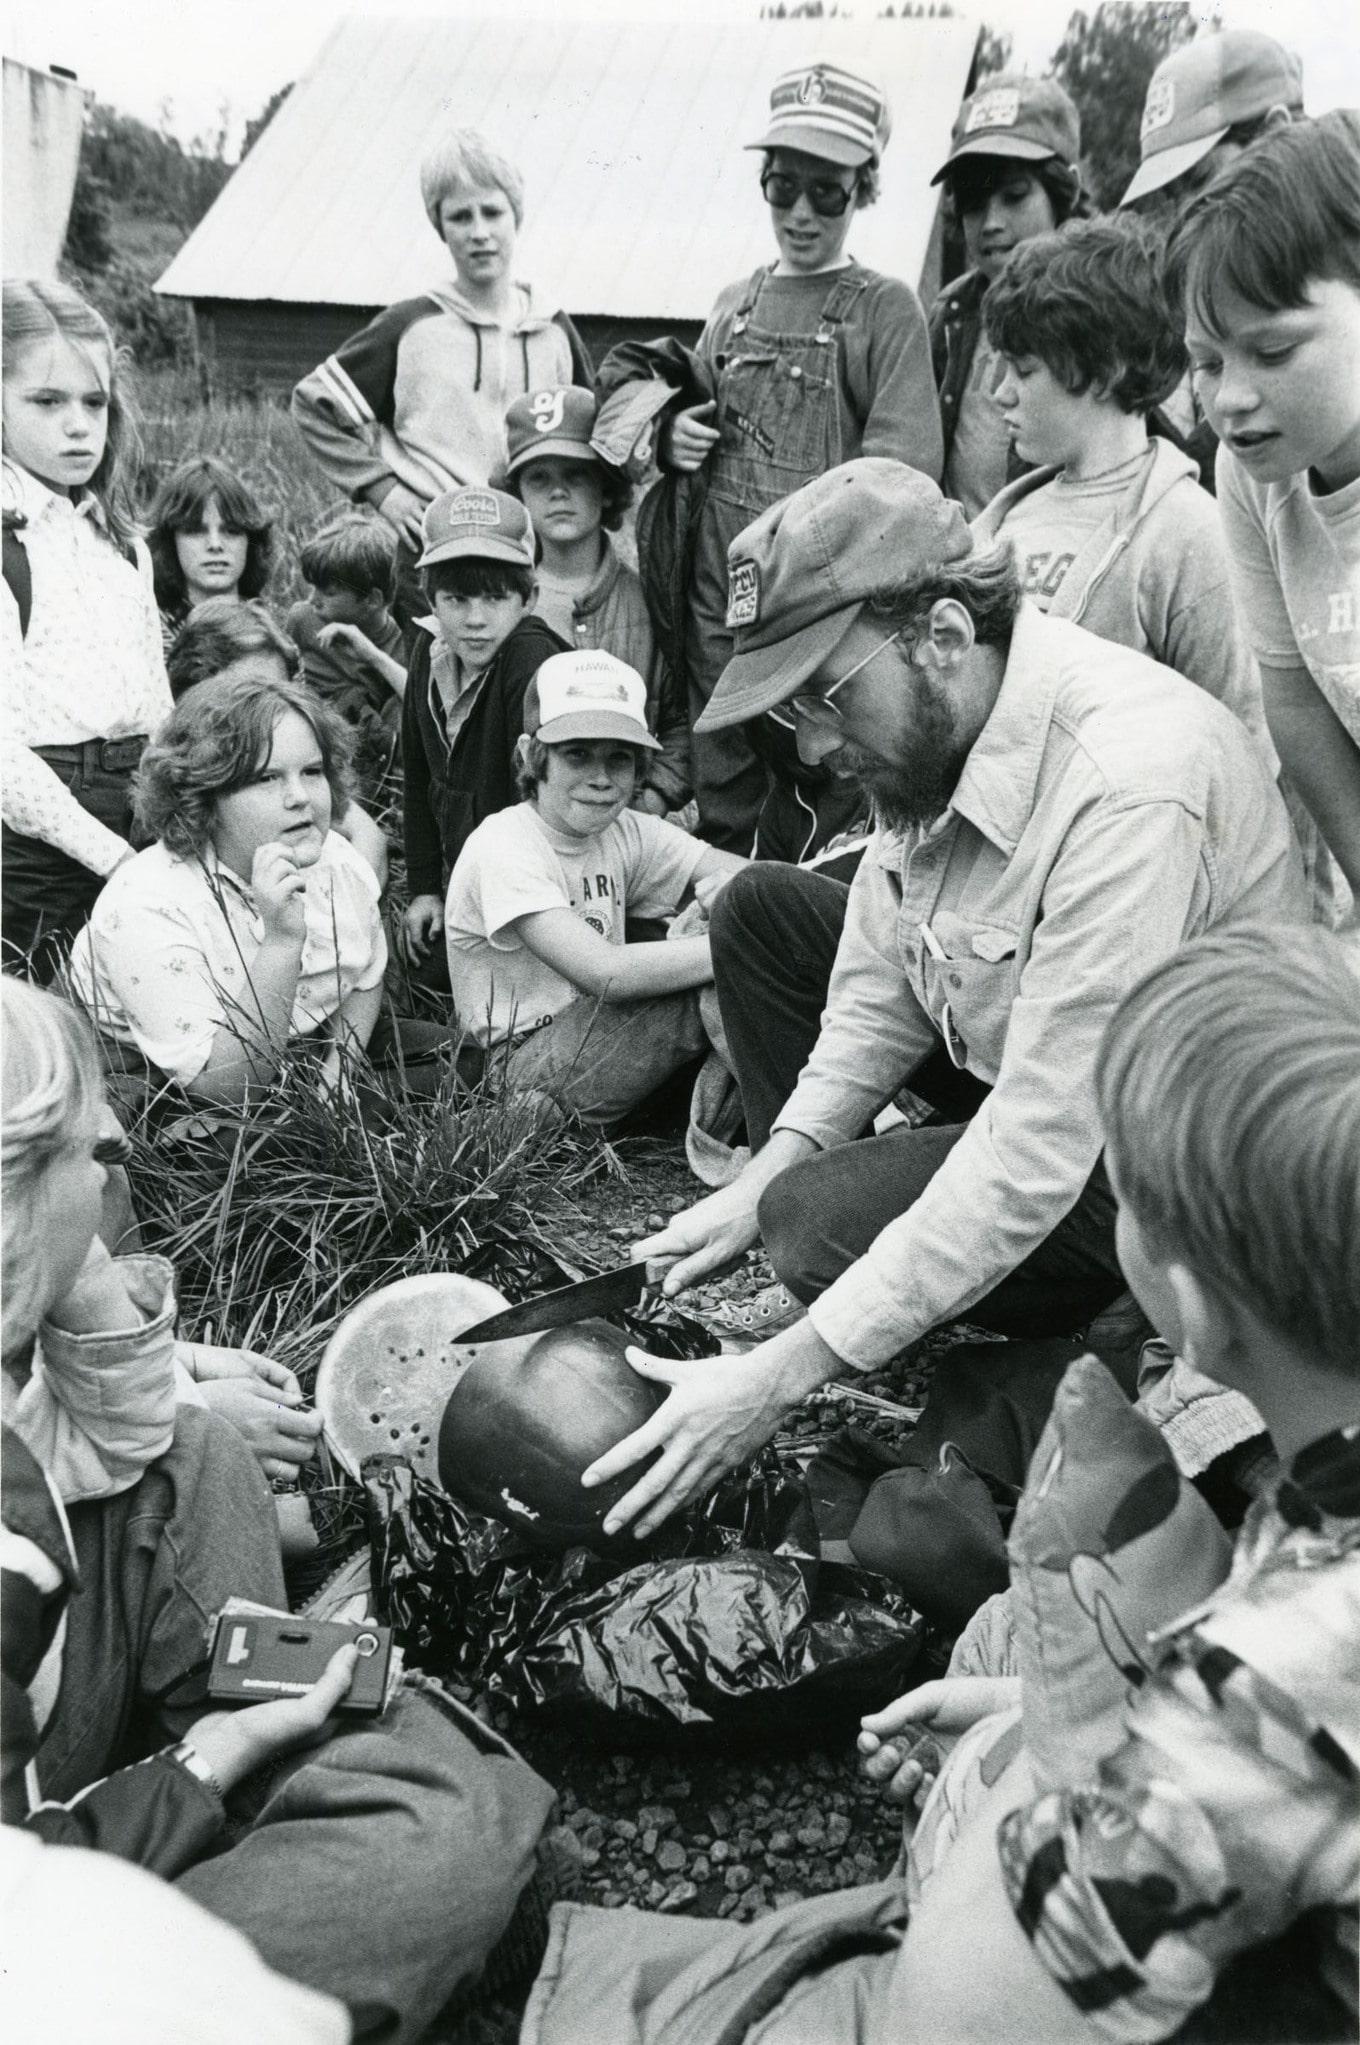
[500,384,691,816]
[974,213,1270,749]
[284,513,408,793]
[868,920,1359,2044]
[444,649,744,1124]
[400,487,565,974]
[1166,110,1360,930]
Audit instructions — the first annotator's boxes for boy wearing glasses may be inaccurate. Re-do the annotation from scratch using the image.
[659,61,942,859]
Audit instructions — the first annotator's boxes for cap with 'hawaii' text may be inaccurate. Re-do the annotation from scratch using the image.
[524,650,661,751]
[697,460,973,732]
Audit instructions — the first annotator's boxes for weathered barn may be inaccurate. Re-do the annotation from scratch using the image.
[154,13,979,392]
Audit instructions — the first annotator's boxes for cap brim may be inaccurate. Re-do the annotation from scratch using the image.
[744,124,871,168]
[535,712,662,750]
[505,437,600,474]
[416,537,534,569]
[696,604,862,733]
[1119,126,1227,205]
[930,134,1064,184]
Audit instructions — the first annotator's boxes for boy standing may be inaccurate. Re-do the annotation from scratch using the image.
[974,215,1269,747]
[445,650,744,1123]
[1167,112,1360,922]
[501,386,691,815]
[285,514,408,792]
[400,487,565,968]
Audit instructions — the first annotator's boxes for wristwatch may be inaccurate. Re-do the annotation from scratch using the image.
[169,1739,225,1804]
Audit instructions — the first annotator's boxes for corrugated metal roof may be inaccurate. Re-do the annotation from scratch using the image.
[156,14,977,318]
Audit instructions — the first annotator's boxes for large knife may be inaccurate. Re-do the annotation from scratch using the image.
[454,1261,655,1345]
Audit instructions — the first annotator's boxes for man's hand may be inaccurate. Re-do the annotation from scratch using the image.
[252,843,308,944]
[187,1348,324,1481]
[632,1177,764,1295]
[402,893,445,962]
[184,1644,359,1795]
[660,401,720,473]
[583,1319,839,1539]
[371,479,427,551]
[858,1677,1021,1808]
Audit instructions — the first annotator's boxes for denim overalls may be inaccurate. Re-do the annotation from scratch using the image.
[685,264,875,857]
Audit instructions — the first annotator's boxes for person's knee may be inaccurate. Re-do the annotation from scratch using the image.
[709,861,802,974]
[757,1160,826,1302]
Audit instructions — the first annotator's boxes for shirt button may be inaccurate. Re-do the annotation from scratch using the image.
[949,974,962,990]
[789,365,802,379]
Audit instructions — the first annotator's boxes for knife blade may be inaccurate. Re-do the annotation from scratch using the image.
[454,1261,652,1345]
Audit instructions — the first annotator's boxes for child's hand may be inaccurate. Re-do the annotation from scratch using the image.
[373,480,427,550]
[402,894,445,962]
[184,1644,360,1795]
[857,1677,1020,1808]
[316,621,376,668]
[253,843,308,944]
[186,1346,322,1482]
[662,401,720,473]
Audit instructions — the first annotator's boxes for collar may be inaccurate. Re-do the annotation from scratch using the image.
[947,603,1059,856]
[568,536,620,616]
[2,459,110,536]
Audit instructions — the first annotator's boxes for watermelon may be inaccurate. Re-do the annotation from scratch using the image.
[437,1318,665,1550]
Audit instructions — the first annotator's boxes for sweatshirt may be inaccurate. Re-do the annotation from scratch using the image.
[973,439,1272,753]
[291,280,593,507]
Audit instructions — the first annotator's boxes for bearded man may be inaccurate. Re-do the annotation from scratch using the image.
[584,458,1304,1540]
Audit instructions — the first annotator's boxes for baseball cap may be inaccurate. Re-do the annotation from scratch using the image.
[746,61,892,169]
[697,460,974,733]
[931,73,1079,184]
[416,487,535,571]
[504,386,601,477]
[1120,31,1304,206]
[524,650,661,751]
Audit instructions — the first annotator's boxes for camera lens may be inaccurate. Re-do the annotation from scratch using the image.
[354,1630,380,1657]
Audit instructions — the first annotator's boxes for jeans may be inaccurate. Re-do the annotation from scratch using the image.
[1,740,144,984]
[504,988,707,1125]
[711,863,1124,1338]
[38,1406,554,2043]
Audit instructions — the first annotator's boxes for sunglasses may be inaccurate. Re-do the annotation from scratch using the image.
[760,169,856,219]
[767,627,904,731]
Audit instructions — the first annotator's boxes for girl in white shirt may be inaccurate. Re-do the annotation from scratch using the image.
[2,279,172,981]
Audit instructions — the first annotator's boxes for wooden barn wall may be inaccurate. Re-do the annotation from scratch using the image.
[190,301,707,394]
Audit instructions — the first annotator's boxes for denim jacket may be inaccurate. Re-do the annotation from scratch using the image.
[776,606,1307,1369]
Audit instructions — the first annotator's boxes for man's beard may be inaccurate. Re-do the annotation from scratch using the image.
[827,676,970,830]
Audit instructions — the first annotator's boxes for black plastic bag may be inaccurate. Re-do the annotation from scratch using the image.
[365,1445,921,1744]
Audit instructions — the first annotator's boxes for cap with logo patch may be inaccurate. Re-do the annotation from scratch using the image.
[524,649,661,751]
[416,486,536,570]
[1120,31,1304,206]
[746,61,892,169]
[931,73,1080,185]
[504,386,603,477]
[697,459,974,733]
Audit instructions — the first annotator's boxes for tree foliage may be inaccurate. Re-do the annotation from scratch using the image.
[974,23,1013,80]
[1052,3,1197,209]
[242,84,294,160]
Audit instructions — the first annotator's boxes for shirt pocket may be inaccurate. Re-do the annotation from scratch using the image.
[919,910,1019,1078]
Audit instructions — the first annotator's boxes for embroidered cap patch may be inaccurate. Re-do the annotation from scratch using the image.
[1141,78,1176,137]
[727,559,760,629]
[454,491,501,528]
[966,88,1020,132]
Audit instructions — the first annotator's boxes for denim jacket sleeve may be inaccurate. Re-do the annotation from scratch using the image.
[804,797,1217,1368]
[13,1255,179,1504]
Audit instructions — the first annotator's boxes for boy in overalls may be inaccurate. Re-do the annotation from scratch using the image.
[660,61,943,856]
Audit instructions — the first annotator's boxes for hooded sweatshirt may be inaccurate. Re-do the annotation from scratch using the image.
[291,280,593,506]
[973,439,1272,754]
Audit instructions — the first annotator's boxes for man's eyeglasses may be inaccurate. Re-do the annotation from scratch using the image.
[760,169,856,219]
[767,627,903,731]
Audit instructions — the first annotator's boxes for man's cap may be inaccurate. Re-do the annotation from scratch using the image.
[504,386,602,477]
[697,459,974,733]
[1120,31,1304,206]
[745,61,892,169]
[524,649,661,751]
[416,486,535,570]
[931,73,1079,185]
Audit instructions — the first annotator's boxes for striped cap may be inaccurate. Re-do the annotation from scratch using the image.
[746,62,892,169]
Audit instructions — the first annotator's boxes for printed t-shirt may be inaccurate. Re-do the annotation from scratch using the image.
[943,335,1011,520]
[445,801,708,1046]
[994,453,1151,610]
[1218,448,1360,744]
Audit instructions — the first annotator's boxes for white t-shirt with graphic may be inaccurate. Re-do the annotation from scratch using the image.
[445,801,708,1046]
[1218,448,1360,744]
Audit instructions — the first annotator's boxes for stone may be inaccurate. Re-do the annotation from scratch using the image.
[657,1841,687,1873]
[659,1880,698,1913]
[724,1864,753,1893]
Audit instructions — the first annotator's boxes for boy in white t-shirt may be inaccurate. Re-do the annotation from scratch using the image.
[445,650,745,1123]
[1166,111,1360,926]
